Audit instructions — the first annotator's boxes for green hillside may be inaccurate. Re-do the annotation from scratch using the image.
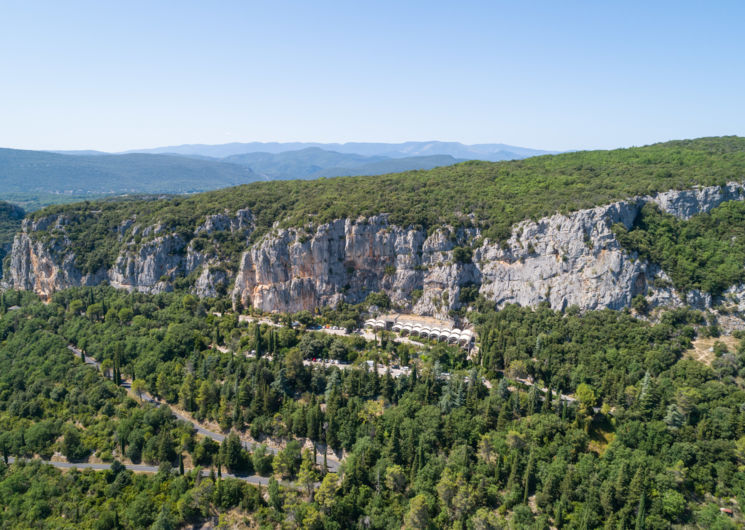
[0,202,24,275]
[28,137,745,275]
[1,286,743,528]
[615,200,745,296]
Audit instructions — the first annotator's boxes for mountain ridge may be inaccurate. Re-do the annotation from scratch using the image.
[0,145,482,209]
[0,148,259,210]
[119,140,554,161]
[8,136,745,323]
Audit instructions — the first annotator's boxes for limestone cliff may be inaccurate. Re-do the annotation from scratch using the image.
[7,183,745,319]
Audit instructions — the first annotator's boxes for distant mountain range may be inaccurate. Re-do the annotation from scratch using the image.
[120,140,554,161]
[220,148,464,180]
[0,141,553,210]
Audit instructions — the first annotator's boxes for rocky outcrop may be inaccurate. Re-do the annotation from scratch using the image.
[108,234,187,293]
[231,182,745,316]
[7,182,745,317]
[8,209,253,298]
[231,216,480,316]
[8,216,107,297]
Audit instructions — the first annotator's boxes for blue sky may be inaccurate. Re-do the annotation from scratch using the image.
[1,1,743,152]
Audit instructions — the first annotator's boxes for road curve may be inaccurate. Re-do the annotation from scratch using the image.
[67,345,342,472]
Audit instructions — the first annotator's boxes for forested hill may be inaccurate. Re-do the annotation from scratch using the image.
[0,148,259,209]
[0,202,24,275]
[32,136,745,246]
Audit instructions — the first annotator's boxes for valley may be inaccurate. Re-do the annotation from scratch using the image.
[2,137,745,528]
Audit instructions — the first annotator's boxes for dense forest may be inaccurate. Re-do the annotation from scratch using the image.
[2,136,745,527]
[26,136,745,274]
[615,200,745,296]
[1,287,744,528]
[0,202,24,275]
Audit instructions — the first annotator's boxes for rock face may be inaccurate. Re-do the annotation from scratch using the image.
[8,209,254,299]
[7,183,745,317]
[231,216,480,316]
[8,217,108,297]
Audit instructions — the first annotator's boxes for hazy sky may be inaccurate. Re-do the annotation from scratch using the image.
[1,1,744,152]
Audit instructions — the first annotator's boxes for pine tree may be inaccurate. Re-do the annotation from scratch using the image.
[638,371,656,416]
[664,403,685,429]
[497,378,510,400]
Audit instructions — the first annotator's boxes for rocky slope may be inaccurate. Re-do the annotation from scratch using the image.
[7,182,745,319]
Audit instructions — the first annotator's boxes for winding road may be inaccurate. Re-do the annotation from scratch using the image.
[6,457,281,486]
[68,345,342,473]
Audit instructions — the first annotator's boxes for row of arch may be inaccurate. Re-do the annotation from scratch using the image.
[364,319,475,346]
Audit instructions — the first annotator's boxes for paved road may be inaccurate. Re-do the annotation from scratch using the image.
[68,345,342,472]
[6,457,279,486]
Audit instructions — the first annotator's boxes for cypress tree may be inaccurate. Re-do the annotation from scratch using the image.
[506,452,520,495]
[497,405,510,431]
[523,448,535,504]
[254,324,262,358]
[388,423,402,464]
[494,454,503,486]
[542,384,553,413]
[512,389,521,418]
[635,490,646,530]
[527,385,537,416]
